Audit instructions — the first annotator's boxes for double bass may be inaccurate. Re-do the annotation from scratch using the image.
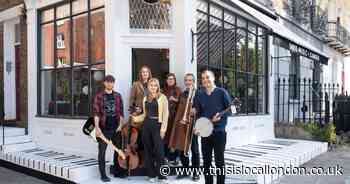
[168,87,196,156]
[117,110,140,174]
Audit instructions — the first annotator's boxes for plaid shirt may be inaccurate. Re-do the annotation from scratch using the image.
[93,91,124,129]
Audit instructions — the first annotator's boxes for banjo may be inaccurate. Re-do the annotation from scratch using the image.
[194,98,241,137]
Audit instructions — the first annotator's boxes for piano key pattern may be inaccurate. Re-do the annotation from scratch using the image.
[221,138,328,184]
[0,138,327,184]
[0,145,108,183]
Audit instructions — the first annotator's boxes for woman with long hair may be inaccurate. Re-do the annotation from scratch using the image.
[132,78,169,183]
[128,66,152,169]
[129,66,152,115]
[163,73,181,165]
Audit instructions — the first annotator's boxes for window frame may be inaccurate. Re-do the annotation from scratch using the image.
[195,0,269,115]
[37,0,105,118]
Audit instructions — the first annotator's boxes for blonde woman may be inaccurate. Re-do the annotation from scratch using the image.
[132,78,169,183]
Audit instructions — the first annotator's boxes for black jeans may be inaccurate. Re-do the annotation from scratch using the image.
[179,134,200,174]
[97,130,126,177]
[142,118,166,179]
[201,131,226,184]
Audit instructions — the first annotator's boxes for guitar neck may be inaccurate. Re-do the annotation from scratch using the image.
[98,134,125,159]
[218,106,231,117]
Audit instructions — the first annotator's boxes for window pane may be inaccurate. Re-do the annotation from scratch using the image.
[129,0,172,30]
[258,76,266,113]
[248,23,256,34]
[41,23,54,69]
[223,70,236,99]
[91,0,105,9]
[197,33,208,65]
[224,12,235,25]
[209,31,222,67]
[41,70,55,115]
[196,11,208,33]
[196,0,208,12]
[56,18,71,68]
[56,3,70,19]
[247,33,257,73]
[73,13,89,66]
[247,75,257,113]
[237,17,246,28]
[257,34,265,74]
[223,28,235,69]
[91,64,105,111]
[91,9,105,64]
[73,0,88,15]
[209,4,222,19]
[41,9,54,23]
[236,29,246,72]
[209,17,222,32]
[56,69,72,115]
[236,72,247,113]
[73,67,89,116]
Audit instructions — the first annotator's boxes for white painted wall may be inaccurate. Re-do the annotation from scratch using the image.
[3,18,19,120]
[345,56,350,94]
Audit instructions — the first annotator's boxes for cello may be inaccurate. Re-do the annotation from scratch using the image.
[117,112,140,174]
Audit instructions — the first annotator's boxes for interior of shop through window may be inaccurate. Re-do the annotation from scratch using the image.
[39,0,105,117]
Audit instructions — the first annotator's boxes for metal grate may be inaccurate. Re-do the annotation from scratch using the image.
[129,0,172,30]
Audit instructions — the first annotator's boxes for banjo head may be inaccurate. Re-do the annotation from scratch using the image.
[195,117,213,137]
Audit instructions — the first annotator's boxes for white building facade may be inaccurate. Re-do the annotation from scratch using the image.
[0,0,333,183]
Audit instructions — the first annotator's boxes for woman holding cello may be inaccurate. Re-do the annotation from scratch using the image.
[132,78,169,184]
[163,73,181,165]
[168,73,200,181]
[127,66,152,169]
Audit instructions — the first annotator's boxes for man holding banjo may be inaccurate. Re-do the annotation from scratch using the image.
[193,70,232,184]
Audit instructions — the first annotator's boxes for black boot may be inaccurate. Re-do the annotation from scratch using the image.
[101,175,111,182]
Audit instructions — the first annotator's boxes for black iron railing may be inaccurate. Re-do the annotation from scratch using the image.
[275,77,340,125]
[327,21,350,49]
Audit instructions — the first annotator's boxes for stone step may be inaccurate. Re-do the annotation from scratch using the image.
[0,127,26,137]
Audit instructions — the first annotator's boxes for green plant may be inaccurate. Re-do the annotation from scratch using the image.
[295,121,336,143]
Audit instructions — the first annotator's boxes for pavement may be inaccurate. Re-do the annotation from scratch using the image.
[1,145,350,184]
[278,145,350,184]
[0,166,50,184]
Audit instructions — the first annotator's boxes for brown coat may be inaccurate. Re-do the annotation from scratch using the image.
[129,81,146,109]
[163,86,182,144]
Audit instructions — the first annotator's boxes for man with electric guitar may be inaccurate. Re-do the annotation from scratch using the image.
[193,70,232,184]
[92,75,127,182]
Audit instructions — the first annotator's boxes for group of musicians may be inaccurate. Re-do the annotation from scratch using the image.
[93,66,232,184]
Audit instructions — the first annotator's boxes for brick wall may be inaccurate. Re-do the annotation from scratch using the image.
[0,0,23,11]
[18,12,27,127]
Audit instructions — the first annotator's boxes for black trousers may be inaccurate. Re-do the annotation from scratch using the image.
[179,134,200,174]
[97,130,126,177]
[201,131,226,184]
[142,118,166,179]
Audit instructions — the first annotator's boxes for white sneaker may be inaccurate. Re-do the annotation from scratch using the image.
[158,179,169,184]
[148,177,157,183]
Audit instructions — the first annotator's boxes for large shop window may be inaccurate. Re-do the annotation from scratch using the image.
[38,0,105,117]
[196,0,268,115]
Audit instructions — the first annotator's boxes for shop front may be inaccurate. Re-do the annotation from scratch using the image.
[0,0,329,183]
